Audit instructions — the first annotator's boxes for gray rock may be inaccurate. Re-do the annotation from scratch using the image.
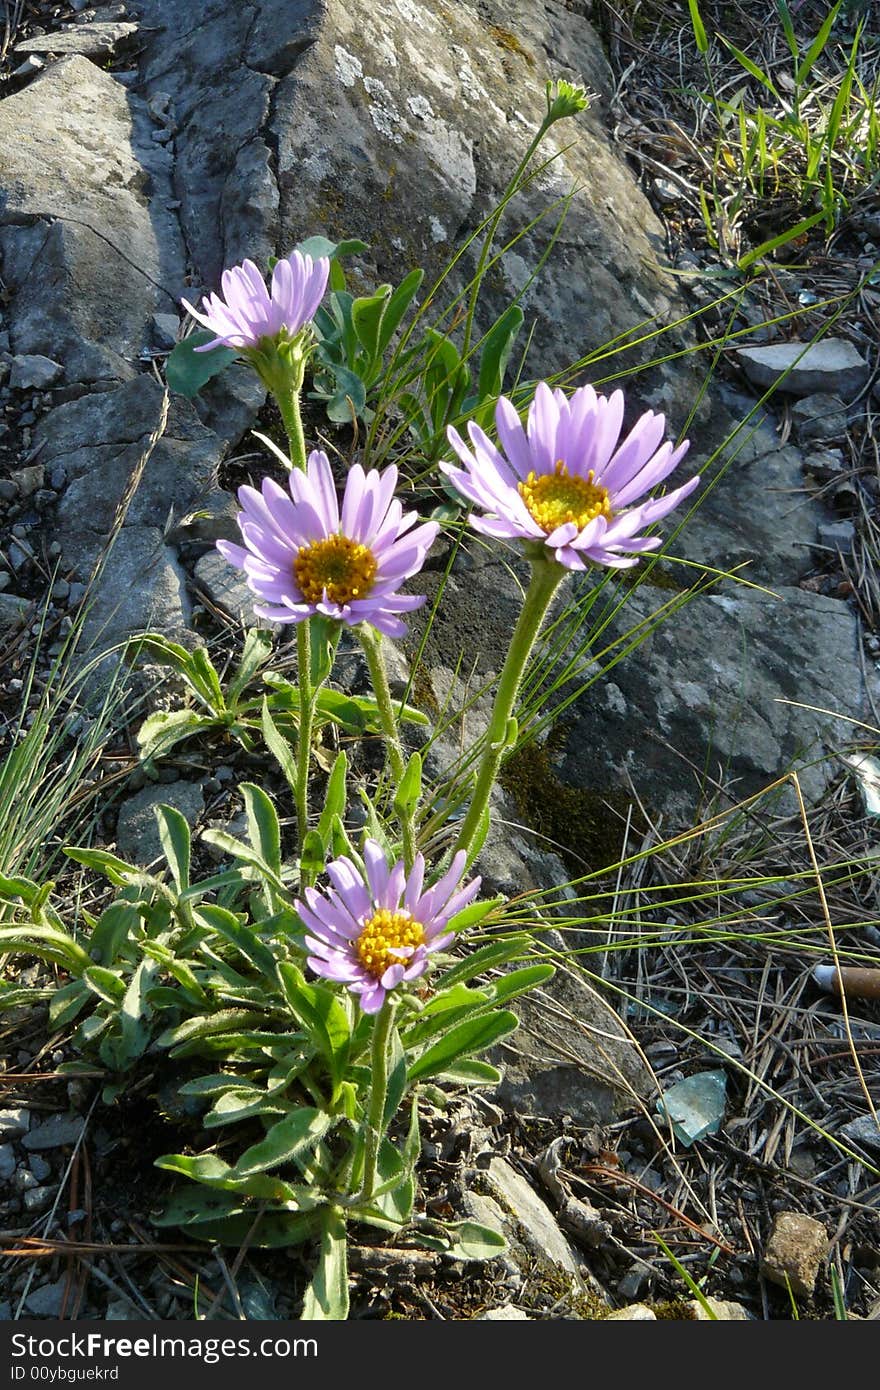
[688,1297,751,1320]
[482,1156,581,1278]
[151,312,181,349]
[165,487,241,546]
[24,1277,68,1318]
[193,549,258,627]
[8,355,63,391]
[790,393,850,445]
[29,1154,52,1182]
[0,1108,30,1139]
[478,1305,531,1320]
[0,55,185,384]
[115,779,205,866]
[736,338,868,398]
[491,939,654,1125]
[22,1113,84,1151]
[13,22,139,58]
[0,1144,16,1181]
[815,519,856,556]
[11,464,45,498]
[0,593,31,627]
[840,1115,880,1154]
[23,1185,57,1214]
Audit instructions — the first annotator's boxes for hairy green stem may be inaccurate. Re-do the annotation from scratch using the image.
[277,383,307,473]
[357,625,416,871]
[454,557,563,861]
[358,1001,395,1207]
[295,619,315,885]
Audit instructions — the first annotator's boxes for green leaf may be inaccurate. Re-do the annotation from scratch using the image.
[487,963,555,1007]
[155,1152,313,1205]
[445,895,505,936]
[193,904,279,984]
[434,1059,502,1086]
[393,751,422,817]
[300,1206,349,1320]
[226,628,273,705]
[0,924,92,974]
[443,1219,507,1260]
[48,978,93,1028]
[165,332,239,397]
[203,1088,290,1128]
[81,966,127,1006]
[316,752,348,848]
[157,1008,271,1049]
[136,709,218,767]
[240,783,282,878]
[687,0,708,52]
[324,365,368,423]
[63,846,151,890]
[261,698,298,792]
[155,805,191,893]
[351,285,392,366]
[720,38,780,99]
[277,963,351,1092]
[475,304,524,405]
[89,900,141,966]
[434,933,532,990]
[407,1009,519,1082]
[233,1108,334,1176]
[295,235,369,262]
[375,267,424,360]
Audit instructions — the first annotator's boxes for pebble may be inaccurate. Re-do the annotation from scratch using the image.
[0,593,29,627]
[0,480,18,503]
[24,1277,67,1318]
[22,1113,85,1151]
[50,464,67,490]
[0,1144,16,1181]
[606,1303,656,1320]
[761,1210,828,1297]
[0,572,9,592]
[0,1108,30,1139]
[29,1154,52,1182]
[23,1185,57,1214]
[66,581,87,607]
[790,393,849,446]
[8,354,63,391]
[11,55,44,78]
[51,579,70,601]
[735,338,868,399]
[815,519,856,556]
[478,1305,531,1320]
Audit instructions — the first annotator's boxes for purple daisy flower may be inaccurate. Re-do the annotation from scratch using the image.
[216,449,439,638]
[181,250,329,353]
[441,381,699,570]
[295,840,481,1014]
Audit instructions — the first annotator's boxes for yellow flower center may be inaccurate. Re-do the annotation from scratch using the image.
[518,460,612,534]
[356,909,426,981]
[293,534,378,606]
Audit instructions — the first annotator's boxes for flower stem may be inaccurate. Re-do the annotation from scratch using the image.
[358,1000,395,1207]
[278,384,307,472]
[357,624,417,871]
[454,557,563,862]
[295,618,314,885]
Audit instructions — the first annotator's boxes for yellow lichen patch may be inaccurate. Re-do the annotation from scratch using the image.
[356,909,425,980]
[518,460,612,535]
[294,534,377,605]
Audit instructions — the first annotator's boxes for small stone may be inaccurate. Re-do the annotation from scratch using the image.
[29,1154,52,1182]
[617,1262,653,1300]
[151,313,180,349]
[13,22,139,59]
[23,1184,57,1213]
[815,520,856,556]
[0,480,19,503]
[22,1113,85,1151]
[66,582,87,607]
[606,1303,656,1320]
[735,339,868,399]
[687,1296,751,1320]
[105,1297,142,1319]
[0,594,29,627]
[193,549,259,627]
[12,464,45,498]
[840,1115,880,1154]
[0,573,9,592]
[151,128,173,144]
[11,55,44,78]
[51,579,71,601]
[483,1157,581,1277]
[761,1211,828,1297]
[15,1168,39,1191]
[0,1109,30,1139]
[24,1277,67,1318]
[50,464,67,490]
[790,393,849,445]
[0,1145,16,1181]
[8,354,63,391]
[478,1305,531,1320]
